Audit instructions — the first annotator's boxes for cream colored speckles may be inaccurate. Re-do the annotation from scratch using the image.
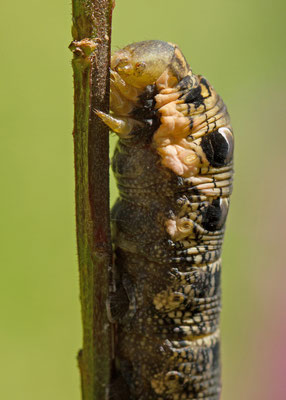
[104,40,233,400]
[153,290,185,312]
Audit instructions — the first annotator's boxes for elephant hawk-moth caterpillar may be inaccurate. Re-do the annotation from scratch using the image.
[97,40,234,400]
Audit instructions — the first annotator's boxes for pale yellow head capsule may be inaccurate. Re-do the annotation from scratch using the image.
[97,40,191,137]
[111,40,190,89]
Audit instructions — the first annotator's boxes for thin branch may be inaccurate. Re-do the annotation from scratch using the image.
[70,1,114,399]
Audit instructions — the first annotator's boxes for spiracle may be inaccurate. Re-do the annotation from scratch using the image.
[98,40,234,400]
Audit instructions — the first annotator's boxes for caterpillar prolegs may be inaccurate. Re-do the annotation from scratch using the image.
[98,40,234,400]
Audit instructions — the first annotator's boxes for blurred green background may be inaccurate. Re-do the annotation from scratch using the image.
[1,0,286,399]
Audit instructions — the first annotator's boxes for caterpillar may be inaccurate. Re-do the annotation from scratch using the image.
[97,40,234,400]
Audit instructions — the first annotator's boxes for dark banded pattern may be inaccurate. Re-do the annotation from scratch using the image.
[98,40,234,400]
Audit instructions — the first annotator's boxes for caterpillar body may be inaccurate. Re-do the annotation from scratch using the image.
[98,40,234,400]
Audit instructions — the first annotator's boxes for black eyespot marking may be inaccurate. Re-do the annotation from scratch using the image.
[202,198,229,231]
[108,40,233,400]
[201,128,234,167]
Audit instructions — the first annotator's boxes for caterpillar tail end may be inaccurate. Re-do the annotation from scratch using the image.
[95,109,133,137]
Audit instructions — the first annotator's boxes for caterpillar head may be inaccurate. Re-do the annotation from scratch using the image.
[111,40,190,89]
[97,40,191,136]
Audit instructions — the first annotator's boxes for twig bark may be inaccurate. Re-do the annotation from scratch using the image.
[70,1,114,399]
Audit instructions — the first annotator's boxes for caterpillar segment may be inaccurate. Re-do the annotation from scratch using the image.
[98,40,234,400]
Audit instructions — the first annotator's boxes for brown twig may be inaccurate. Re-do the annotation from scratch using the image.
[70,1,114,399]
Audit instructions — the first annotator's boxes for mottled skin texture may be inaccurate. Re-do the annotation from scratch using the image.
[99,41,234,400]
